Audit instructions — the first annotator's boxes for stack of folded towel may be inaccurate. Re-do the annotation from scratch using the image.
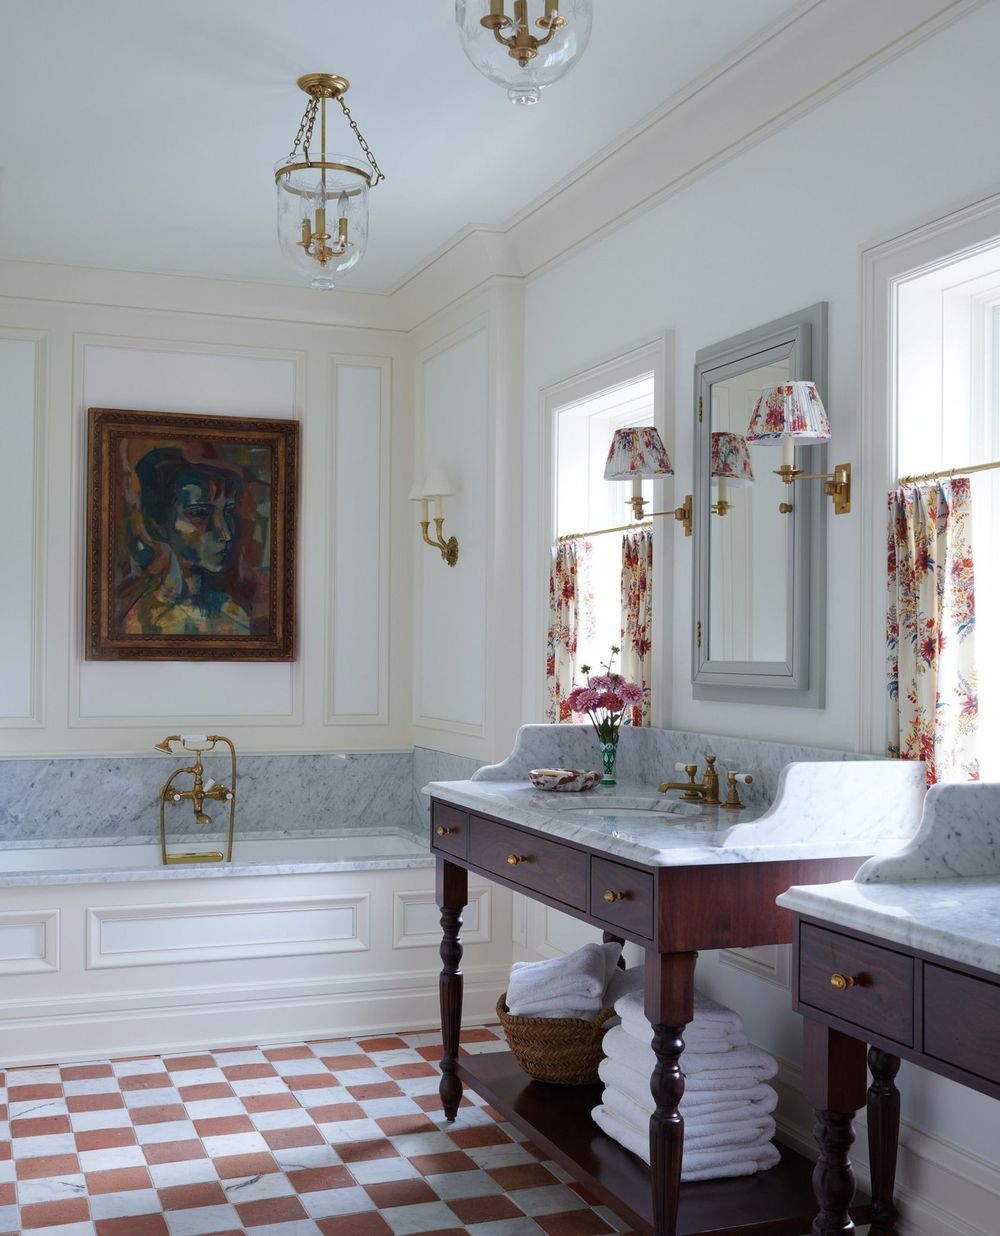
[592,979,781,1182]
[505,941,624,1019]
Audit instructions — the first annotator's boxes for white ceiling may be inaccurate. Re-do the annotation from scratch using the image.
[0,0,808,292]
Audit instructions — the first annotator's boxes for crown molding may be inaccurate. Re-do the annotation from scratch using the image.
[391,0,989,328]
[0,257,404,334]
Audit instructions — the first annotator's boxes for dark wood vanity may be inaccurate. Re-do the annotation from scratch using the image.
[791,913,1000,1234]
[432,797,876,1236]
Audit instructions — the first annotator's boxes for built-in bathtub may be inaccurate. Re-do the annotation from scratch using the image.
[0,832,510,1066]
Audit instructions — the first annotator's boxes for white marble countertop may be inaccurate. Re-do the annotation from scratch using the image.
[776,877,1000,976]
[425,770,921,869]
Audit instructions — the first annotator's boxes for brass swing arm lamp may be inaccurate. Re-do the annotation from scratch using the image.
[773,461,852,516]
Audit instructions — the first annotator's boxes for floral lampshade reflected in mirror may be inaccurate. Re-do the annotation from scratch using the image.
[710,431,754,517]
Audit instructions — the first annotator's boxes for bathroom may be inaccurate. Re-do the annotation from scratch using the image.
[3,2,1000,1234]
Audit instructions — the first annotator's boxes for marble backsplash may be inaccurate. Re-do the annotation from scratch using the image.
[413,746,484,834]
[0,751,415,848]
[474,723,876,811]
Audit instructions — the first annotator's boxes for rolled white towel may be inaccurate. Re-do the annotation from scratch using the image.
[592,1105,781,1180]
[616,984,742,1041]
[598,1056,777,1119]
[602,1083,777,1145]
[506,942,620,1014]
[602,1025,778,1081]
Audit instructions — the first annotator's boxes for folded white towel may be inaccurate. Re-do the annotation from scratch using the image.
[591,1105,781,1180]
[601,1083,777,1145]
[602,1025,779,1081]
[509,1001,603,1020]
[598,1057,778,1120]
[506,942,620,1015]
[615,984,743,1041]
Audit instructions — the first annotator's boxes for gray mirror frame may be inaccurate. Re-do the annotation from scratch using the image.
[691,302,827,708]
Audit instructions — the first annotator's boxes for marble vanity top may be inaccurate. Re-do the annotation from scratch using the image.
[426,734,925,869]
[777,781,1000,974]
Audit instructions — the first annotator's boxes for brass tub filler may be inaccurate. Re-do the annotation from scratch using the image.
[154,734,237,865]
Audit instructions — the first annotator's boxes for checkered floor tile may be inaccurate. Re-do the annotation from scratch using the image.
[0,1026,634,1235]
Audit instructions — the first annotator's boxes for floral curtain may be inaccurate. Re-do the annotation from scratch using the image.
[887,478,978,784]
[545,539,594,722]
[620,530,653,727]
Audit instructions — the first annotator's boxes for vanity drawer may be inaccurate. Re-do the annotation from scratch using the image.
[590,857,654,940]
[431,802,469,861]
[798,923,914,1046]
[923,964,1000,1087]
[468,815,587,909]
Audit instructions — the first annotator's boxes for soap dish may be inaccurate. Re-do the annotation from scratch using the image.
[528,768,601,792]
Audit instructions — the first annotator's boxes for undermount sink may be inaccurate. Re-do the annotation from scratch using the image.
[558,802,708,820]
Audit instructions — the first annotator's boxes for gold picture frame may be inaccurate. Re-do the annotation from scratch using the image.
[85,407,298,661]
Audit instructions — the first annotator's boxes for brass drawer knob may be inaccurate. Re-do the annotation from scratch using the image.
[435,825,455,837]
[830,972,857,991]
[506,853,529,866]
[603,890,626,903]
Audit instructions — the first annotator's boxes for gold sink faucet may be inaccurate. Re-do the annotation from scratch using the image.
[154,734,237,865]
[657,754,754,809]
[658,754,721,804]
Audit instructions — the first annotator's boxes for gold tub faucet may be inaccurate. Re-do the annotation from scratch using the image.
[154,734,237,865]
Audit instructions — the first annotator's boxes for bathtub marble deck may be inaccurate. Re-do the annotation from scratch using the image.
[0,1027,632,1236]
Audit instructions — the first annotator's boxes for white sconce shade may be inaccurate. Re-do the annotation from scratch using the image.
[711,432,754,487]
[422,467,458,497]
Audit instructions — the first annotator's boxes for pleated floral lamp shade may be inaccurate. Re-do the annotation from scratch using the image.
[745,381,831,475]
[603,427,673,520]
[710,431,753,516]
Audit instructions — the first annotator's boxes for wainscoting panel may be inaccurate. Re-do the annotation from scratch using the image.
[393,884,491,949]
[0,909,59,975]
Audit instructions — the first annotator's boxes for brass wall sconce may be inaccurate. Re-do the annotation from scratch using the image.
[711,431,754,518]
[746,382,852,516]
[604,427,693,536]
[154,734,237,866]
[411,468,460,567]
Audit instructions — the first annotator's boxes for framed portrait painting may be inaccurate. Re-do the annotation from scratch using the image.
[85,408,298,660]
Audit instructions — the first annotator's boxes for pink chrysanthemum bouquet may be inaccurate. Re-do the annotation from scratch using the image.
[566,649,644,786]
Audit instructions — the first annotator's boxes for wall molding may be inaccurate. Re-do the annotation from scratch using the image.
[0,909,59,975]
[86,893,370,969]
[719,944,792,990]
[393,884,492,950]
[0,328,47,728]
[0,961,511,1067]
[325,354,393,727]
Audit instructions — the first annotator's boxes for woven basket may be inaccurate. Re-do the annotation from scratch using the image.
[496,993,615,1085]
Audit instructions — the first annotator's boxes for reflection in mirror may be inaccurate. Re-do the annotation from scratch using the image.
[708,360,791,662]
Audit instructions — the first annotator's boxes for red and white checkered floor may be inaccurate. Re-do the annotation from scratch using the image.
[0,1026,634,1235]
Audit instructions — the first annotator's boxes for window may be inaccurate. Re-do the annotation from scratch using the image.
[554,373,655,677]
[895,241,1000,777]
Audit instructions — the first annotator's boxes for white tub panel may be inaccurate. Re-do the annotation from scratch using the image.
[0,909,59,974]
[87,894,369,968]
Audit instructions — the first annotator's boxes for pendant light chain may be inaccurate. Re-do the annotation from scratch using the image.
[289,96,320,160]
[336,95,385,186]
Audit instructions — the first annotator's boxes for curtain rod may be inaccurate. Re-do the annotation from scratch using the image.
[898,458,1000,485]
[557,518,655,544]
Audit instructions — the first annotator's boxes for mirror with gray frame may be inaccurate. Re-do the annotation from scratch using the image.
[691,303,827,706]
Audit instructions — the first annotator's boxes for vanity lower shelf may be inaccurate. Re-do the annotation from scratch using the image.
[459,1050,872,1236]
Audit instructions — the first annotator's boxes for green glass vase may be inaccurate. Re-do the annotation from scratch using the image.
[599,738,618,787]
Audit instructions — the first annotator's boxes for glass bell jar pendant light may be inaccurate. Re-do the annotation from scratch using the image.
[274,73,385,290]
[455,0,594,105]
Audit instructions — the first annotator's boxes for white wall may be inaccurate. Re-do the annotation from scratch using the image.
[0,275,412,755]
[510,6,1000,1232]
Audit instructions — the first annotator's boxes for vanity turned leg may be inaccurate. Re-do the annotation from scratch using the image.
[602,930,628,970]
[867,1047,901,1235]
[803,1021,869,1236]
[437,858,468,1122]
[646,952,696,1236]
